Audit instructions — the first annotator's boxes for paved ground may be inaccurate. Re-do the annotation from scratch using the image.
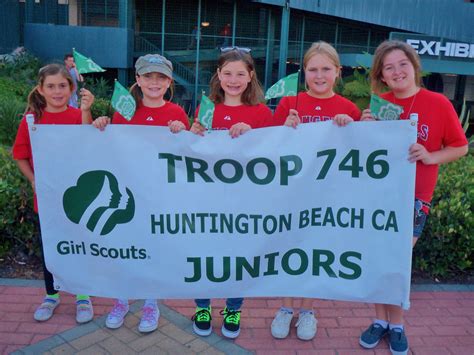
[1,279,473,354]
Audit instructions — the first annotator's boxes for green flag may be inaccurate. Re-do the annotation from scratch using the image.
[111,80,136,121]
[370,94,404,121]
[265,72,299,100]
[73,49,106,74]
[198,93,215,130]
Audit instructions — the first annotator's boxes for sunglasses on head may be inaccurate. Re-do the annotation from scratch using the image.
[220,46,252,54]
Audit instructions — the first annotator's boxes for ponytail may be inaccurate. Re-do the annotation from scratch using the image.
[25,86,47,123]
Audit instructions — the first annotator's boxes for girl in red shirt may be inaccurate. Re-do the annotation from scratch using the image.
[190,47,272,339]
[359,40,468,355]
[271,41,360,128]
[12,63,95,324]
[271,41,361,342]
[93,54,188,334]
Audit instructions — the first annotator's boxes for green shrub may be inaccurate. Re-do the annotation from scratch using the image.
[0,98,24,146]
[0,145,39,257]
[84,77,112,100]
[90,97,113,119]
[413,153,474,278]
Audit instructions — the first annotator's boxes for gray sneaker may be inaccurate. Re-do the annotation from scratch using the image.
[106,301,129,329]
[76,299,94,324]
[359,323,389,349]
[138,304,160,333]
[389,327,408,355]
[34,297,60,322]
[271,310,293,339]
[296,312,317,340]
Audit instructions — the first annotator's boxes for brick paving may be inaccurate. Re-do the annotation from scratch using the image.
[0,279,473,354]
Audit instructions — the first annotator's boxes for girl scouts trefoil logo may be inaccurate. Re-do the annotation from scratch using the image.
[63,171,135,236]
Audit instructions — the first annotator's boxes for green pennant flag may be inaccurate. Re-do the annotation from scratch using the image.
[265,72,299,100]
[370,94,404,121]
[198,93,215,130]
[73,49,106,74]
[111,80,136,121]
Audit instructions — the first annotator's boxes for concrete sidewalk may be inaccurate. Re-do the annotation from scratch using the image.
[1,279,473,354]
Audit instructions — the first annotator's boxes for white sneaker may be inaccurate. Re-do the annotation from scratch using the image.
[271,310,293,339]
[34,297,60,322]
[76,299,94,324]
[105,301,129,329]
[296,312,317,340]
[138,304,159,333]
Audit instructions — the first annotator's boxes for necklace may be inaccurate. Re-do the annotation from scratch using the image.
[394,88,420,119]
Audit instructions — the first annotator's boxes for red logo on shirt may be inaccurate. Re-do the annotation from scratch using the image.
[418,124,429,141]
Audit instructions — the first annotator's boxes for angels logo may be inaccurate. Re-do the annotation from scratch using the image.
[63,171,135,236]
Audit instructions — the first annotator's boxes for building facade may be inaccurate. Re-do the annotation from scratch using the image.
[2,0,474,115]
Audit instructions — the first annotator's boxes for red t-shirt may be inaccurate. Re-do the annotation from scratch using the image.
[381,89,468,202]
[271,92,361,126]
[195,103,272,130]
[113,101,190,130]
[12,107,83,212]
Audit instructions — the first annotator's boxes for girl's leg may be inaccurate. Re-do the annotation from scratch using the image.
[195,299,211,309]
[34,228,60,322]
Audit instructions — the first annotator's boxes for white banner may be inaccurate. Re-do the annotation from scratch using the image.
[30,121,417,309]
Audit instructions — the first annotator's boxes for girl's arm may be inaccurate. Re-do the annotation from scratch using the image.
[168,120,186,133]
[16,159,35,192]
[333,114,353,127]
[229,122,251,138]
[92,116,111,131]
[190,120,206,136]
[360,109,375,121]
[80,89,95,124]
[409,144,468,165]
[284,109,301,128]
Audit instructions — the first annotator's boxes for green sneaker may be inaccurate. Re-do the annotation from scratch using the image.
[192,306,212,336]
[220,307,241,339]
[389,327,408,355]
[359,323,389,349]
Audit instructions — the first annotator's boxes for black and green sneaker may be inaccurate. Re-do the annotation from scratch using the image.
[220,307,241,338]
[192,306,212,336]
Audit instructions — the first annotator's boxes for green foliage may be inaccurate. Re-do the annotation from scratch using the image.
[0,98,24,146]
[0,145,39,257]
[0,50,42,87]
[341,68,371,111]
[84,77,113,100]
[90,97,113,118]
[413,154,474,278]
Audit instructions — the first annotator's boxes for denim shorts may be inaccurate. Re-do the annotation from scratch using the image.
[413,198,430,238]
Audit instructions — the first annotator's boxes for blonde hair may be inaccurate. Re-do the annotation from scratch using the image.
[370,40,422,94]
[209,50,264,105]
[26,64,74,122]
[303,41,341,88]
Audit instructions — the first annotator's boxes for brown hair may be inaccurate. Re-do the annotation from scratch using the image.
[26,64,74,122]
[370,40,422,94]
[303,41,341,89]
[209,50,264,105]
